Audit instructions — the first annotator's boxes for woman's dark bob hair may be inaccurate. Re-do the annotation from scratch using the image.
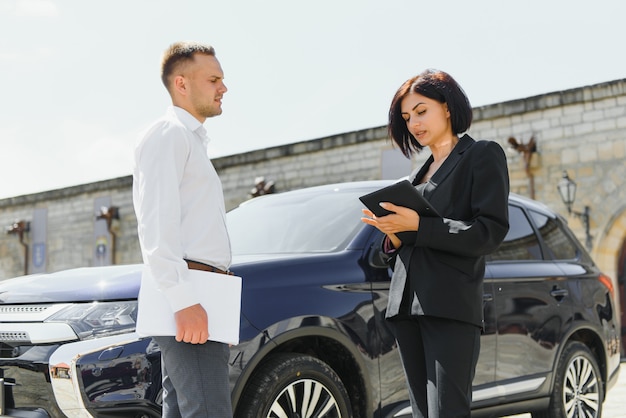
[388,69,472,158]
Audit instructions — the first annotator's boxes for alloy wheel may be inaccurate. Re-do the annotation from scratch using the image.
[268,378,342,418]
[562,355,601,417]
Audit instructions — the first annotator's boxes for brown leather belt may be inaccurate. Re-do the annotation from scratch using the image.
[185,259,234,276]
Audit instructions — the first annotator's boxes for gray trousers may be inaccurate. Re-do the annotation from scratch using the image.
[153,336,232,418]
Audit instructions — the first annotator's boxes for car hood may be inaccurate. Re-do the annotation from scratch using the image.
[0,265,144,303]
[0,253,334,304]
[231,252,327,266]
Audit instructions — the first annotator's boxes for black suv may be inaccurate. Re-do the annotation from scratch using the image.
[0,180,620,418]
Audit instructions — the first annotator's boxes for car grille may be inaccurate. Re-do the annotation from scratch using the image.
[0,306,50,314]
[0,332,30,343]
[0,343,42,359]
[0,342,32,359]
[2,365,65,417]
[0,342,19,358]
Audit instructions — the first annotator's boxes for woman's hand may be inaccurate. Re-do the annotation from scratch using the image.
[361,202,420,248]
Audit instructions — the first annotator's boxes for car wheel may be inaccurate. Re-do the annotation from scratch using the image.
[236,353,353,418]
[533,341,603,418]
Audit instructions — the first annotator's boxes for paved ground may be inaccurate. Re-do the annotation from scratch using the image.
[505,361,626,417]
[603,362,626,418]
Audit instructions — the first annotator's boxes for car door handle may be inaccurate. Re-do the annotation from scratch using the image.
[550,288,569,299]
[483,293,493,302]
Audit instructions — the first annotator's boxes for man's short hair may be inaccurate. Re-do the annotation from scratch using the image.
[160,41,216,91]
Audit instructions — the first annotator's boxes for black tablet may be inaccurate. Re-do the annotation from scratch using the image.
[359,180,441,217]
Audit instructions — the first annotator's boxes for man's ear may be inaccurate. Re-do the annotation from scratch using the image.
[173,75,187,96]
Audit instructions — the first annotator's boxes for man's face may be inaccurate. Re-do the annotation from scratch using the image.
[182,54,228,121]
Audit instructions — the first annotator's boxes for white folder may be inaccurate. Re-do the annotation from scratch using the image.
[136,268,242,345]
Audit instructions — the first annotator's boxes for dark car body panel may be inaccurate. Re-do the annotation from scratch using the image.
[0,180,620,418]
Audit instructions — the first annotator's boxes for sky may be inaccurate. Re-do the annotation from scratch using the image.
[1,0,625,199]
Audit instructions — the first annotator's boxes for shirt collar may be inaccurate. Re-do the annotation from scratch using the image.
[169,106,210,147]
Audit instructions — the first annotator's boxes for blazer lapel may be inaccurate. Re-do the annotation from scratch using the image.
[409,155,432,185]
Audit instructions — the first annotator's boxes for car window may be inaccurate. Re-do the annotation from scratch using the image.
[528,210,580,260]
[487,205,542,262]
[227,189,365,255]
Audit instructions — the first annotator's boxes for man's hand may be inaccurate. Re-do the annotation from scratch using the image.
[174,304,209,344]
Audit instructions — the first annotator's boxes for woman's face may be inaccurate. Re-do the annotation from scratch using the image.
[400,92,451,147]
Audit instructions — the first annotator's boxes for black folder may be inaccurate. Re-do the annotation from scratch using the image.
[359,180,442,218]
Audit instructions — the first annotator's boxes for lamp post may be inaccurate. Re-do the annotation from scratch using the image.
[557,171,592,250]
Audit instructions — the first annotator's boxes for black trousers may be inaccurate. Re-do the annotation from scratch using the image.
[388,315,480,418]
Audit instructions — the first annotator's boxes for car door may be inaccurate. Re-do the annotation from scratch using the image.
[486,204,572,396]
[476,272,497,389]
[365,227,497,408]
[365,230,412,414]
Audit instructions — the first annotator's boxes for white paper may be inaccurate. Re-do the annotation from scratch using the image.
[136,268,242,345]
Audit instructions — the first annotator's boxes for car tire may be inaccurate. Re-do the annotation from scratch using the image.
[236,353,353,418]
[532,341,603,418]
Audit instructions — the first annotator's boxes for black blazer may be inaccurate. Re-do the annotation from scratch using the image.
[386,134,509,327]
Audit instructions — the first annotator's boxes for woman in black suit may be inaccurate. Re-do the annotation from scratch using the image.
[362,69,509,417]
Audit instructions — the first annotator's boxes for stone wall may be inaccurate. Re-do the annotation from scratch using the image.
[214,126,397,210]
[1,78,625,284]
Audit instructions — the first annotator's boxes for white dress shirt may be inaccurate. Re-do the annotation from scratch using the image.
[133,106,231,312]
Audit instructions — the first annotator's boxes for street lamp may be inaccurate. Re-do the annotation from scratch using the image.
[557,171,592,250]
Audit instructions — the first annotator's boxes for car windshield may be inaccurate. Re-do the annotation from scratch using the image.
[227,187,367,255]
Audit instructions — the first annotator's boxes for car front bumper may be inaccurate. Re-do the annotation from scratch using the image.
[1,333,161,418]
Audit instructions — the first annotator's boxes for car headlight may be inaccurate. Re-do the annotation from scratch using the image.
[45,301,138,340]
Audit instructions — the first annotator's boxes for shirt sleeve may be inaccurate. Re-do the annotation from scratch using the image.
[133,122,201,312]
[382,235,398,254]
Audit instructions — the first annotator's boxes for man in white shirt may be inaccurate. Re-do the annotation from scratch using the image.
[133,41,232,418]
